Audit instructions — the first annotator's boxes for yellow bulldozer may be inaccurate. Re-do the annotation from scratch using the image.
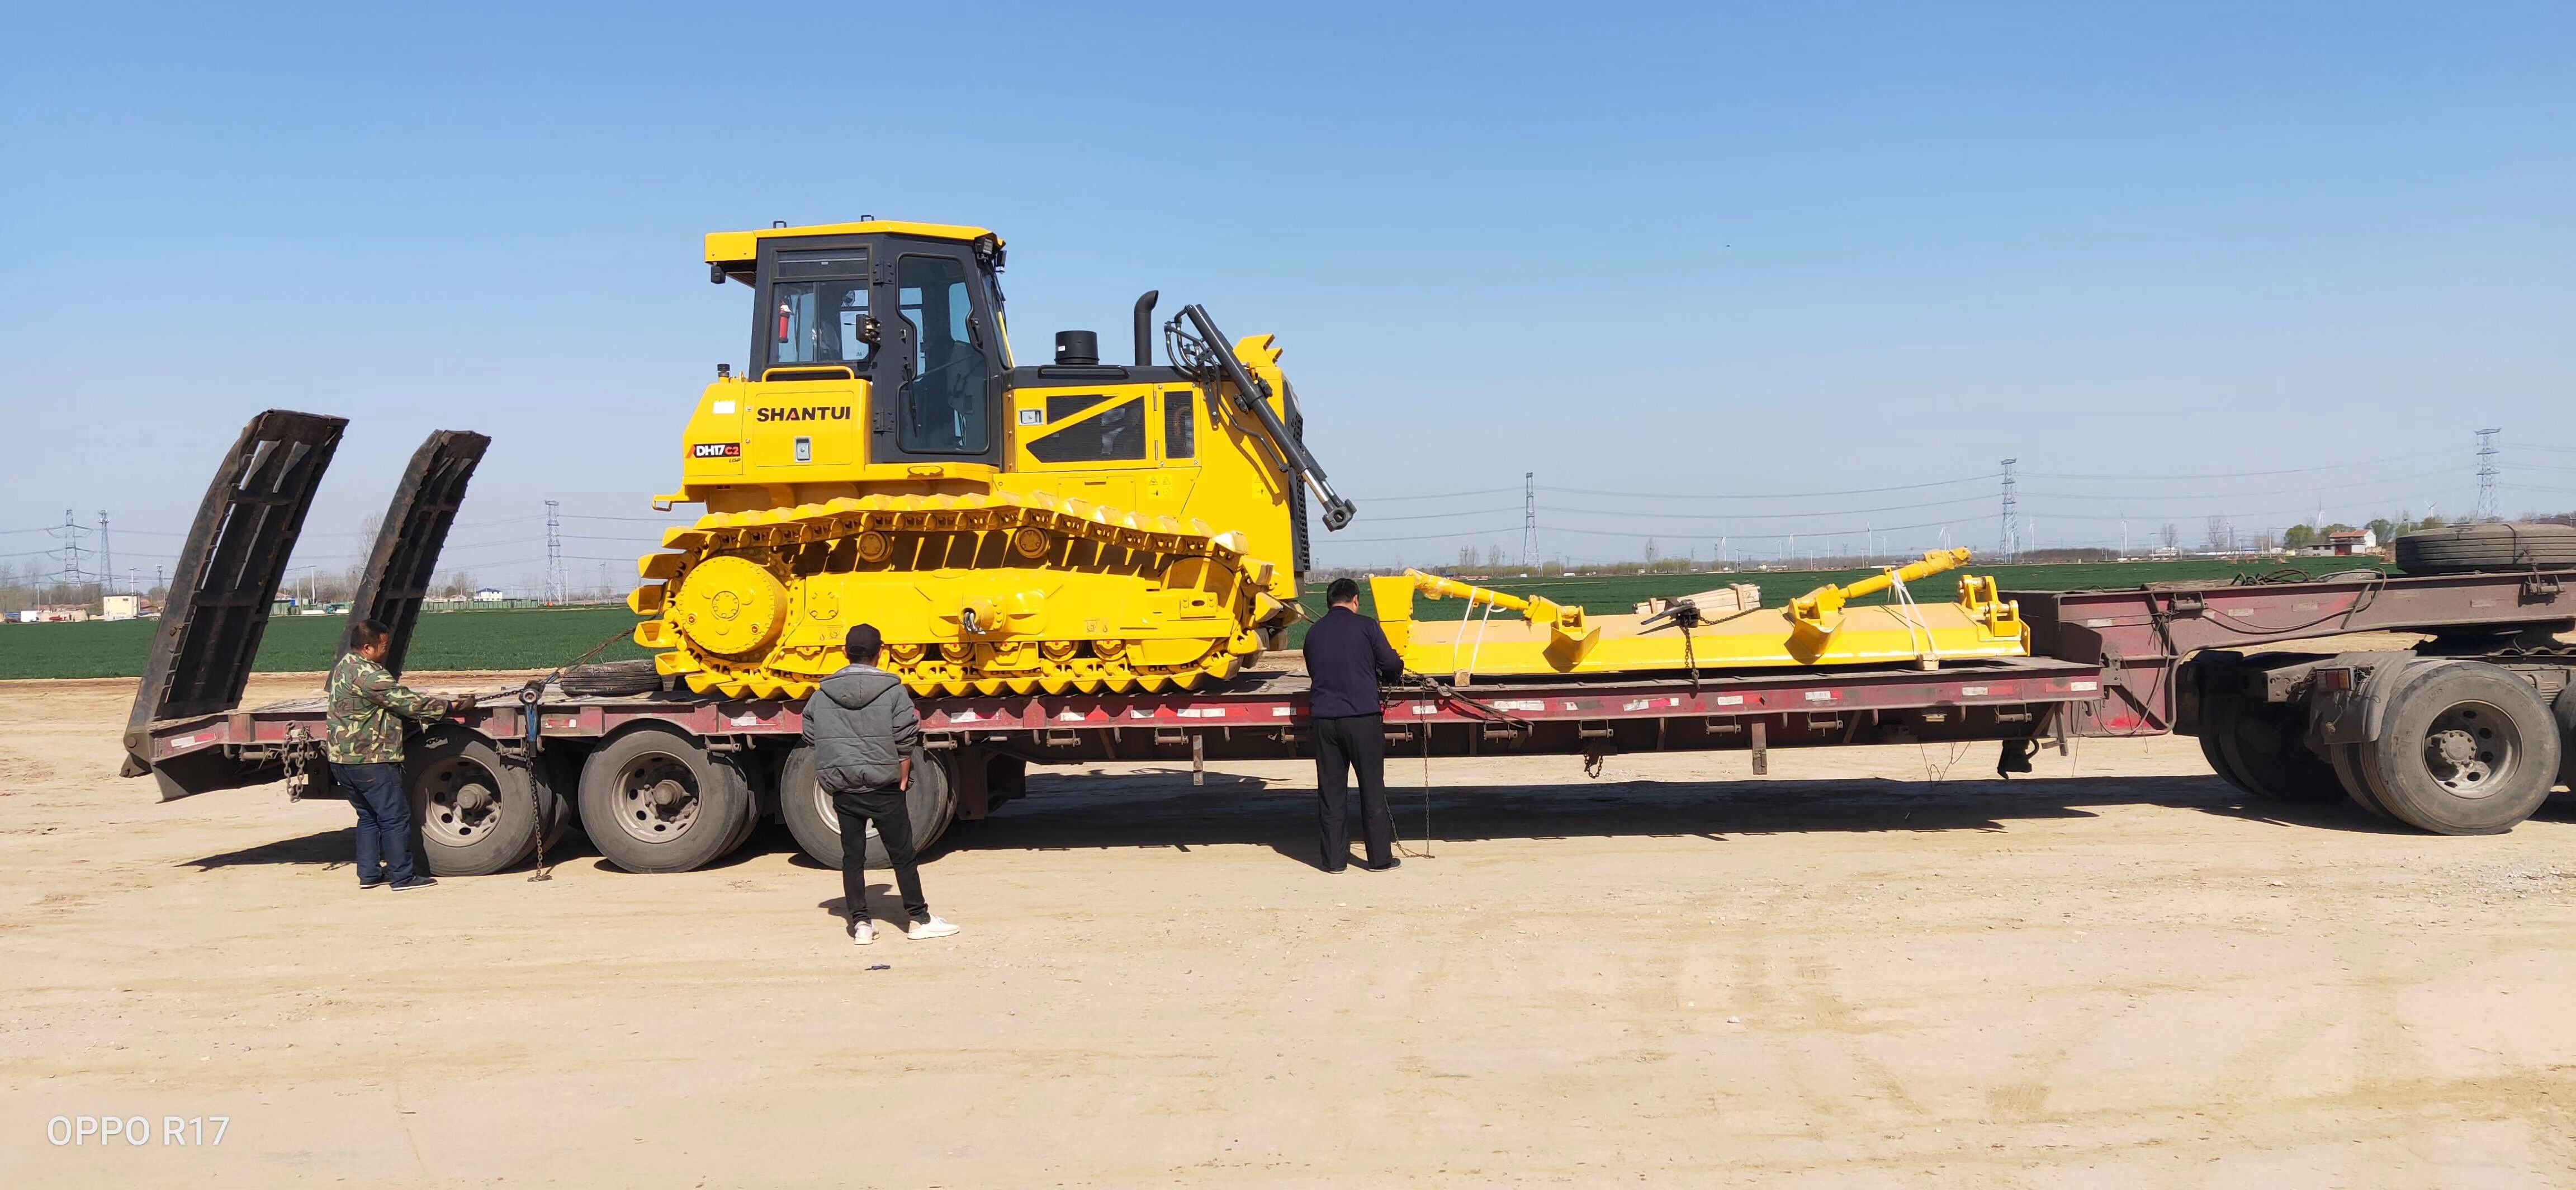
[630,219,1355,698]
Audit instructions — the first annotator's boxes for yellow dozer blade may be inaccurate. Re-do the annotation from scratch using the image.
[1371,549,2027,681]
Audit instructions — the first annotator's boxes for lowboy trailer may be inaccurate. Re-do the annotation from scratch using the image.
[120,413,2576,876]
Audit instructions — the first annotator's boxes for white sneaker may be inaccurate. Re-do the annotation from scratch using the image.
[906,915,960,941]
[851,918,875,946]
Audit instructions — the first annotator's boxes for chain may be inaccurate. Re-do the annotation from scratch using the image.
[282,724,312,802]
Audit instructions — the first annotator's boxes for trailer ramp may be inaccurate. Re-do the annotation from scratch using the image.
[345,431,489,675]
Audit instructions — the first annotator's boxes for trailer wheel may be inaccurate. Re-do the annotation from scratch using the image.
[2215,701,2344,804]
[536,746,586,851]
[404,728,542,876]
[577,728,754,873]
[778,746,955,870]
[2193,690,2261,796]
[2326,743,2401,823]
[2359,663,2560,834]
[2554,684,2576,791]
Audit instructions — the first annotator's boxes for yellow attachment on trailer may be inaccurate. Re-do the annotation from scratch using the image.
[1372,550,2027,680]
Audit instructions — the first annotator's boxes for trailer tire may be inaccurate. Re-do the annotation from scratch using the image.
[537,746,586,850]
[404,728,542,876]
[2193,690,2261,796]
[557,660,664,698]
[578,728,754,873]
[2215,700,2344,804]
[2326,742,2400,823]
[2555,684,2576,790]
[778,745,955,870]
[2394,521,2576,576]
[2359,662,2560,834]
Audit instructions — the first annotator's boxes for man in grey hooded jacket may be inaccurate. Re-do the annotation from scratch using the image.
[803,624,959,945]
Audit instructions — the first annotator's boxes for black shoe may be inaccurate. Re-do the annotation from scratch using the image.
[1360,857,1401,872]
[358,878,386,890]
[1322,865,1347,874]
[389,876,439,891]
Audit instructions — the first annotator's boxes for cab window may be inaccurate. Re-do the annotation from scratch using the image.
[1163,389,1196,459]
[768,249,872,369]
[1027,398,1147,464]
[895,254,990,454]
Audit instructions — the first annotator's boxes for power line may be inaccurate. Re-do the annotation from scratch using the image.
[1542,474,1997,501]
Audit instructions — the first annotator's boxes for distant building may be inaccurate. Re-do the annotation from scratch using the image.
[101,595,141,621]
[2328,528,2377,556]
[17,606,90,623]
[473,587,507,603]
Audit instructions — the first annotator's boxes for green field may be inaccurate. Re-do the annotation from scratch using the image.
[0,608,652,681]
[2,558,2373,681]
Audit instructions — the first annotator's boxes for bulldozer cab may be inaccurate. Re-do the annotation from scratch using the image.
[708,221,1010,468]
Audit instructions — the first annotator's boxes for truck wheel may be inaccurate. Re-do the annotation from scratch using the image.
[404,728,542,876]
[778,746,955,870]
[2359,662,2561,834]
[578,728,754,873]
[2216,701,2344,804]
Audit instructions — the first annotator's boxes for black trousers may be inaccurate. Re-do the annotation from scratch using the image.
[832,787,927,922]
[1313,713,1394,869]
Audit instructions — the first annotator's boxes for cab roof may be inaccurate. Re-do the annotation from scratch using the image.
[704,220,1001,267]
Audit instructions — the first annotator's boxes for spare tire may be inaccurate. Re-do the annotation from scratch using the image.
[558,659,663,698]
[2395,522,2576,576]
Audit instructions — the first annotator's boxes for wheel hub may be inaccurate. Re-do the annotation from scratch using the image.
[2422,702,2515,797]
[614,757,702,842]
[419,758,504,844]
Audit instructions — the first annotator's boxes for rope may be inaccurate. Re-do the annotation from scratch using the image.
[1886,567,1942,667]
[1465,595,1497,676]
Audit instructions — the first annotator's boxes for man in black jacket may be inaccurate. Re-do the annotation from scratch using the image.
[803,624,960,945]
[1301,578,1405,872]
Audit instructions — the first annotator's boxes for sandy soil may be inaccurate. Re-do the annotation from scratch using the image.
[3,672,2573,1188]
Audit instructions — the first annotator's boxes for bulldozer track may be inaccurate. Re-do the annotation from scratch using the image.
[633,488,1287,698]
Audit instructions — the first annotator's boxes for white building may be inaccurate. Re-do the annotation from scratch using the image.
[473,588,507,603]
[101,595,141,621]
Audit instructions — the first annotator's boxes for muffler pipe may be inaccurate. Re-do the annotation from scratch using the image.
[1133,290,1158,366]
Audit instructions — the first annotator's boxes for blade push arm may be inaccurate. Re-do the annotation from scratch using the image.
[1175,304,1358,531]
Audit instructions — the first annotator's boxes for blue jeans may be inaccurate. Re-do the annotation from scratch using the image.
[332,763,415,886]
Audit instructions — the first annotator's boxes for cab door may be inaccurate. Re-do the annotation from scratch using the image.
[872,248,1005,467]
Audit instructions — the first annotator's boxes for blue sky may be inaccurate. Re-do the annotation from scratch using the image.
[3,2,2570,587]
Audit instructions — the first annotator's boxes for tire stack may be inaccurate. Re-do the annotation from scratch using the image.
[2395,522,2576,575]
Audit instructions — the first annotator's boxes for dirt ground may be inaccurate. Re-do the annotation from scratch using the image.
[3,672,2573,1188]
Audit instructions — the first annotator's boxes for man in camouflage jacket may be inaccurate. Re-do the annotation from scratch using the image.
[327,619,472,890]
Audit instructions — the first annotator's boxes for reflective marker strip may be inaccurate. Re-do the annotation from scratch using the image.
[2070,681,2099,692]
[1961,686,1989,696]
[1715,695,1745,706]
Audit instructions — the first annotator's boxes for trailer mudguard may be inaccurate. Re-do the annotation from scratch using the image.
[120,411,347,796]
[345,431,489,676]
